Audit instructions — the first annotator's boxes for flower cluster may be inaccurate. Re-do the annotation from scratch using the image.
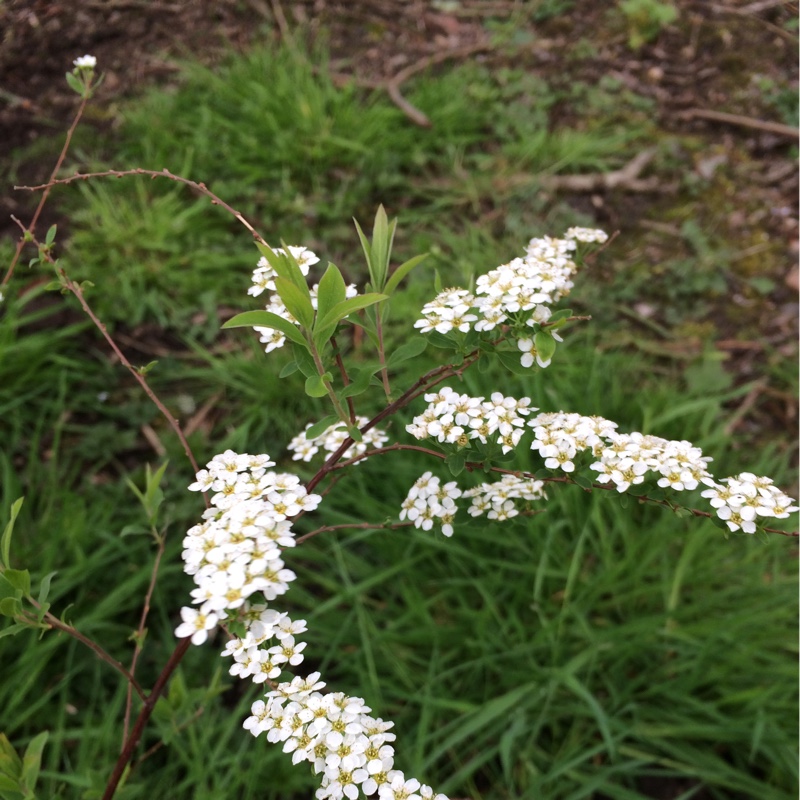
[178,449,449,798]
[589,432,713,493]
[564,227,608,243]
[701,473,799,534]
[529,411,619,473]
[399,471,462,536]
[175,450,321,645]
[413,230,604,370]
[463,474,546,520]
[413,288,477,335]
[406,386,533,454]
[245,674,448,800]
[289,417,389,463]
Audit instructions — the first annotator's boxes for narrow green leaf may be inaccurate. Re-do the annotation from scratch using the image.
[255,241,292,282]
[548,308,573,323]
[572,474,593,491]
[305,415,340,440]
[293,345,319,378]
[384,253,428,295]
[278,360,299,378]
[0,622,27,640]
[274,276,314,330]
[370,206,390,289]
[315,263,347,326]
[45,225,57,245]
[1,497,23,570]
[37,572,57,607]
[387,336,428,368]
[352,218,374,284]
[222,310,307,347]
[305,374,331,398]
[534,330,557,364]
[347,425,363,443]
[315,293,388,334]
[20,730,48,787]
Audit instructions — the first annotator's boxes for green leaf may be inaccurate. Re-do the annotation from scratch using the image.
[37,572,56,607]
[548,308,572,323]
[384,253,428,295]
[142,461,168,523]
[1,497,23,570]
[65,71,84,95]
[534,330,556,364]
[293,345,319,378]
[496,350,532,376]
[45,225,57,245]
[315,263,347,325]
[0,597,23,618]
[3,570,30,597]
[304,415,340,440]
[370,205,395,290]
[387,336,428,368]
[0,622,27,640]
[425,331,457,350]
[255,241,287,274]
[20,731,48,788]
[274,276,314,330]
[340,363,383,398]
[353,217,373,281]
[315,293,388,335]
[572,474,593,491]
[278,360,299,378]
[446,452,466,477]
[347,425,363,443]
[0,732,22,776]
[222,310,307,347]
[305,374,331,398]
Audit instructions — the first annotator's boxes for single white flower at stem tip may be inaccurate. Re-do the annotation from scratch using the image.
[73,54,97,69]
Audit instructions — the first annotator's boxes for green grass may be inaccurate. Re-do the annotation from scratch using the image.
[1,39,797,800]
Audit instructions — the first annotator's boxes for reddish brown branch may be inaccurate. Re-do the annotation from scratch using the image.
[3,95,89,287]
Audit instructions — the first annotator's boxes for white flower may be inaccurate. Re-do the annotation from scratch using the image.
[174,605,218,645]
[73,54,97,69]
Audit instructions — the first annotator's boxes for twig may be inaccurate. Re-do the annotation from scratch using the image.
[3,94,88,288]
[374,314,392,398]
[122,532,166,749]
[10,219,204,484]
[22,604,145,700]
[102,638,192,800]
[331,336,356,423]
[296,520,414,545]
[538,149,663,193]
[678,108,799,139]
[16,168,266,245]
[66,278,203,479]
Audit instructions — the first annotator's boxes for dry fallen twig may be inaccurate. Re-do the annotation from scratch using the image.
[678,108,799,139]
